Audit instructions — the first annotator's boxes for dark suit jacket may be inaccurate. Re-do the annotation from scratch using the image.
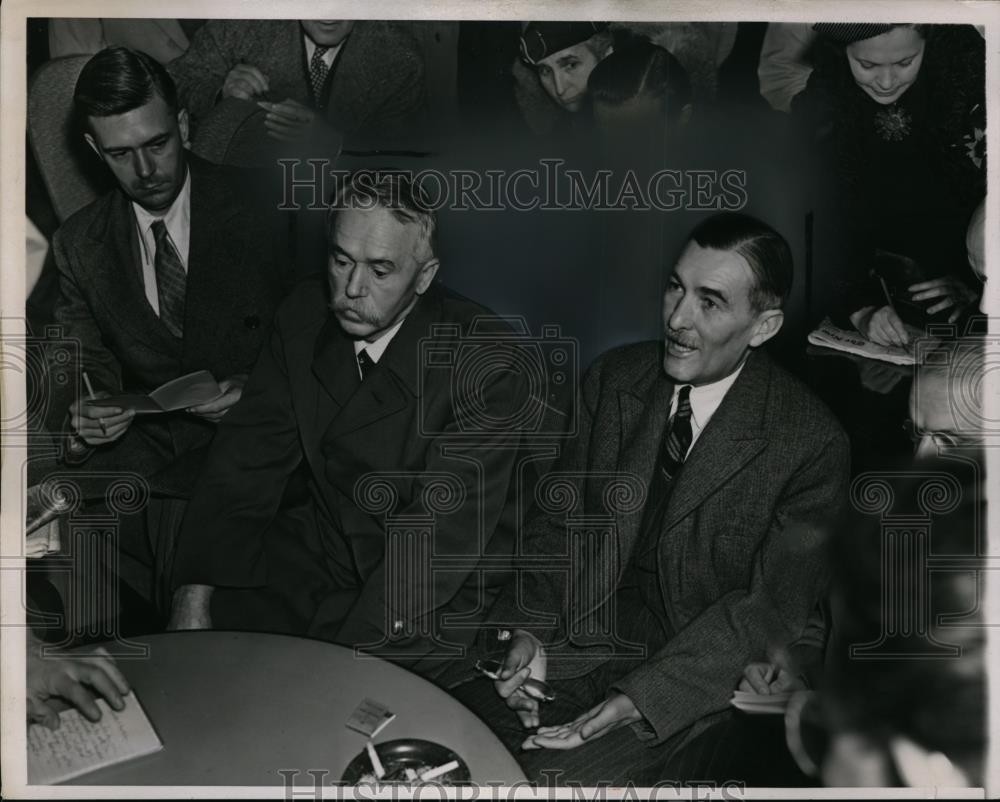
[172,278,531,676]
[168,20,427,148]
[479,343,850,746]
[47,153,290,497]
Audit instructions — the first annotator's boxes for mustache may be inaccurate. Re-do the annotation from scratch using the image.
[331,300,379,325]
[665,330,698,349]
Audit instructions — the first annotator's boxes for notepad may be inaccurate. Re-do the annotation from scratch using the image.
[84,370,223,414]
[27,692,163,784]
[807,318,917,366]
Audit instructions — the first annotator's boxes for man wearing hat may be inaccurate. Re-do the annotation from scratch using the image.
[519,22,614,114]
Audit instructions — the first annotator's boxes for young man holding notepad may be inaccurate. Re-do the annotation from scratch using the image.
[41,47,290,615]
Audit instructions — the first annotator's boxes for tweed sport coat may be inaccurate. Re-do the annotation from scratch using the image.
[46,153,291,496]
[168,20,427,148]
[479,343,850,746]
[171,278,533,677]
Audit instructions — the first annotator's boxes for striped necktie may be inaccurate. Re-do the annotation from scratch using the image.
[659,385,693,480]
[309,45,331,105]
[635,384,694,545]
[151,219,185,338]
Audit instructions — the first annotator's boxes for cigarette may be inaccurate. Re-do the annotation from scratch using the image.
[365,741,385,779]
[418,760,459,782]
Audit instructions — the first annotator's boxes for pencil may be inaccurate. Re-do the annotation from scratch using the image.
[83,371,107,436]
[877,276,897,313]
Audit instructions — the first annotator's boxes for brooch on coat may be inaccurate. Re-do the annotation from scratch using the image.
[873,103,912,141]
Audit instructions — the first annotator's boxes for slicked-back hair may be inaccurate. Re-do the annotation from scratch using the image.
[689,212,793,312]
[327,170,439,262]
[74,47,179,126]
[589,39,692,120]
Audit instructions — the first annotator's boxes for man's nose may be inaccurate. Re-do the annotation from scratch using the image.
[345,264,367,297]
[665,295,692,331]
[133,149,155,179]
[553,70,568,97]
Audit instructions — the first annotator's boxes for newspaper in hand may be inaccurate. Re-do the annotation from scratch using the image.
[807,318,916,367]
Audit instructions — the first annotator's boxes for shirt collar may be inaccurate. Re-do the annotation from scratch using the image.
[131,167,191,251]
[673,359,746,431]
[304,34,343,66]
[354,317,406,364]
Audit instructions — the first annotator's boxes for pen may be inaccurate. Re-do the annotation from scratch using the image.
[83,371,107,436]
[877,275,896,314]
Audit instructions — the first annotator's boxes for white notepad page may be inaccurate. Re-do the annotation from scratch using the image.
[27,692,163,784]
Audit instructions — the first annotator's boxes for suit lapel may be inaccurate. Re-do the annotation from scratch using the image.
[310,315,361,441]
[85,190,181,356]
[326,22,373,127]
[568,351,670,628]
[311,288,437,442]
[661,351,771,532]
[181,157,242,363]
[615,360,674,563]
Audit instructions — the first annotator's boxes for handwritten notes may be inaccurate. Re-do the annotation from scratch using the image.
[28,692,162,784]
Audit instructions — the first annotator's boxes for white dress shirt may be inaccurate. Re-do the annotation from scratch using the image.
[353,318,406,378]
[132,170,191,316]
[668,360,746,456]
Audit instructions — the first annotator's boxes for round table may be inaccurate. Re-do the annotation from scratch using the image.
[69,631,525,786]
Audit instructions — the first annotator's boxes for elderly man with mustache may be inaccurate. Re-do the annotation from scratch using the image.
[450,212,850,785]
[169,171,531,681]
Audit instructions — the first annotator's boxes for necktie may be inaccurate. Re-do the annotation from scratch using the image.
[659,385,693,481]
[636,385,694,542]
[309,45,331,105]
[151,220,186,338]
[357,348,374,380]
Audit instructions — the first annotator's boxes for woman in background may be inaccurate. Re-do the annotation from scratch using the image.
[794,24,985,346]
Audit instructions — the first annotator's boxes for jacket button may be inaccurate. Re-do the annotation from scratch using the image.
[244,315,260,330]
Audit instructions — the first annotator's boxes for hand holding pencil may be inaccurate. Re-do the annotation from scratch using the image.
[68,372,135,446]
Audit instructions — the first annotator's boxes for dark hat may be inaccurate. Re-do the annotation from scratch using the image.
[812,23,905,45]
[520,21,609,65]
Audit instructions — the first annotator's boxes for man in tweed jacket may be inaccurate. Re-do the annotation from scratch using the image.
[167,20,426,148]
[452,213,850,784]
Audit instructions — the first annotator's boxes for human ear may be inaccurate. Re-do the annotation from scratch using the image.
[177,109,191,148]
[749,309,784,347]
[414,257,440,295]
